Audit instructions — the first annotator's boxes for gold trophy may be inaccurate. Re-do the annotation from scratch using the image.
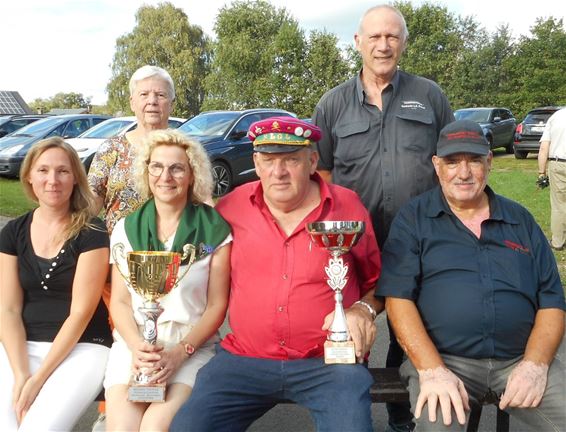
[306,221,365,364]
[112,243,196,402]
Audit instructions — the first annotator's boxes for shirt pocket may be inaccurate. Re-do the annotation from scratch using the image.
[396,109,436,153]
[334,119,371,163]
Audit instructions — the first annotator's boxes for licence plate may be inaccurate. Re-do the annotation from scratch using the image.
[531,126,545,132]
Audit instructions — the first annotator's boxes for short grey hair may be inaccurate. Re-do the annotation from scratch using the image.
[135,129,213,204]
[358,5,409,42]
[129,65,175,100]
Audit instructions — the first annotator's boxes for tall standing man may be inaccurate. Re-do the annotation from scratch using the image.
[313,5,454,431]
[538,107,566,251]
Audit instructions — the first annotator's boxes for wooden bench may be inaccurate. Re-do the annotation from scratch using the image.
[369,368,510,432]
[95,367,509,431]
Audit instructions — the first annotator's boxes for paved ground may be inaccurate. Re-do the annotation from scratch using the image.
[0,211,564,431]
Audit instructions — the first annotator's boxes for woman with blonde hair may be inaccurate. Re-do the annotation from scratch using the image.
[0,137,111,431]
[104,129,231,431]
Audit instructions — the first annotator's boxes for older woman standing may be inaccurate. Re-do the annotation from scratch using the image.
[104,129,231,431]
[0,138,111,431]
[88,64,175,233]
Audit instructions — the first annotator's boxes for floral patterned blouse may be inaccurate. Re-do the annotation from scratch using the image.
[88,135,145,234]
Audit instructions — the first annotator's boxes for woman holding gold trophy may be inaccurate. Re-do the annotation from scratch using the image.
[0,138,112,431]
[103,129,232,431]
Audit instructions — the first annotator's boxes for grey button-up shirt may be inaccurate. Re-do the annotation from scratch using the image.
[314,70,454,246]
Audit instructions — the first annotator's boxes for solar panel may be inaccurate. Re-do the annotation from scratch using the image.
[0,91,30,115]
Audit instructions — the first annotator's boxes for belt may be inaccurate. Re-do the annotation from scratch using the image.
[548,157,566,162]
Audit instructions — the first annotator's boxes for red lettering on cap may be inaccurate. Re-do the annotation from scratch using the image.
[446,131,482,140]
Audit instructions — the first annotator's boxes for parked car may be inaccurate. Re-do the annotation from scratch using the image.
[177,108,295,196]
[0,114,110,177]
[512,106,564,159]
[66,116,186,171]
[454,107,516,153]
[0,114,50,138]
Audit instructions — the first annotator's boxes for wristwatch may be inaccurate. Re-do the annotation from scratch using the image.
[181,342,195,358]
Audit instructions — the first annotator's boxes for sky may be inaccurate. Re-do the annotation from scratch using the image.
[1,0,564,106]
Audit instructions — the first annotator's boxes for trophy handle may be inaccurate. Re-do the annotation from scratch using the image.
[112,243,131,283]
[173,244,197,288]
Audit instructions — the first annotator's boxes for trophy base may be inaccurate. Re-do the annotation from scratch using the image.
[324,340,356,364]
[128,379,166,403]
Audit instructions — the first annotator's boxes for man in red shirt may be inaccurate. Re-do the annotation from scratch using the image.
[171,117,382,431]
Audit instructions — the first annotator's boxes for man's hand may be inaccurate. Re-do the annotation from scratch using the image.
[499,360,548,410]
[322,305,376,362]
[536,174,549,189]
[415,366,470,426]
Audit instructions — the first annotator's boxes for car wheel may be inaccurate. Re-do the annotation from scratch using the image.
[514,148,528,159]
[212,161,232,197]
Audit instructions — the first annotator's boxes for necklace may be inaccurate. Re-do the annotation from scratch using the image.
[158,220,180,244]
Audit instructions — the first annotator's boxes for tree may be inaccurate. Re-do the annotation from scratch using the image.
[106,2,211,118]
[396,1,471,88]
[449,26,515,109]
[202,0,350,117]
[202,0,296,110]
[29,92,92,112]
[503,17,566,118]
[300,31,350,117]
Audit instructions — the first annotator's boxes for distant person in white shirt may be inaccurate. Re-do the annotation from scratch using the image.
[538,107,566,250]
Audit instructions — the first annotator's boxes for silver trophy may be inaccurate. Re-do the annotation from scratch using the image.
[306,221,365,364]
[112,244,196,402]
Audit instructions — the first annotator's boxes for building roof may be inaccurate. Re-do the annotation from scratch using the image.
[0,91,32,115]
[48,108,90,115]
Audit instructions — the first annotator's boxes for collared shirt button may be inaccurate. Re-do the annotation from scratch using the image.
[279,340,286,346]
[278,306,284,312]
[282,274,288,280]
[284,242,289,247]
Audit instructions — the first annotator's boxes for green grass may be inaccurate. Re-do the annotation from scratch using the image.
[0,152,564,284]
[0,178,36,216]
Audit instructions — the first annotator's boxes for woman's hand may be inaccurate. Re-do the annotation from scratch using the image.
[11,372,30,408]
[14,375,44,425]
[131,340,163,375]
[149,344,187,384]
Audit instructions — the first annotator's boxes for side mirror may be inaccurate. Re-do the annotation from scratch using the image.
[493,116,501,122]
[230,130,247,140]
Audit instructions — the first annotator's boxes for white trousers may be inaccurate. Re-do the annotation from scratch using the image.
[0,341,109,432]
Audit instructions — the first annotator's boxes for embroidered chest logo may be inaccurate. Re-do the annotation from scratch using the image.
[400,100,426,110]
[504,240,530,254]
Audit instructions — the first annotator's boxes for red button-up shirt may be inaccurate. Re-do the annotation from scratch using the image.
[216,174,381,359]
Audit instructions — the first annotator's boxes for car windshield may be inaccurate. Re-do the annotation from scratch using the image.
[78,119,134,138]
[178,112,240,137]
[9,117,66,137]
[455,109,491,123]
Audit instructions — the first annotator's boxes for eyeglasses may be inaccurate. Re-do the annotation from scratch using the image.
[147,162,188,179]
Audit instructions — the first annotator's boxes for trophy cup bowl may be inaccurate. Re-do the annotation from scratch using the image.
[112,244,196,402]
[306,221,365,364]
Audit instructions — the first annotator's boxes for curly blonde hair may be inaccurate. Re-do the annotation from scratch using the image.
[135,129,213,204]
[19,137,97,242]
